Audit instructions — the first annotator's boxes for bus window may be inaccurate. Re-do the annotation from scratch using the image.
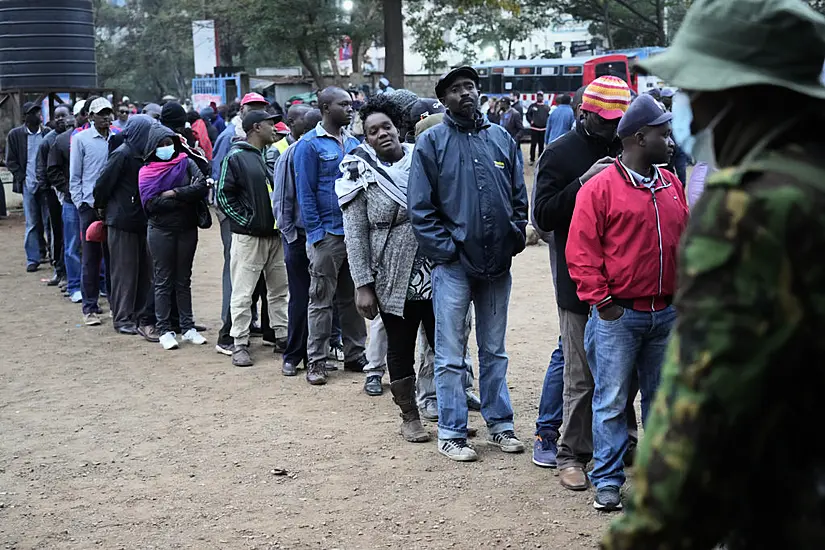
[563,65,584,76]
[478,77,488,93]
[491,74,502,94]
[561,75,583,91]
[595,62,628,81]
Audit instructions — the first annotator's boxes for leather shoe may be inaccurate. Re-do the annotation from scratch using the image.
[306,361,327,385]
[282,360,298,377]
[559,466,589,491]
[271,337,288,354]
[193,323,209,332]
[363,374,383,396]
[26,263,39,273]
[46,273,61,286]
[116,325,139,335]
[137,324,161,343]
[343,355,368,373]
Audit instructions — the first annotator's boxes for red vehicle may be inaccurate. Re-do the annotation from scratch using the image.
[475,54,638,105]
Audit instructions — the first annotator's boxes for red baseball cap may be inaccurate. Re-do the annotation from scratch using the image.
[85,220,107,243]
[274,121,290,134]
[240,93,268,106]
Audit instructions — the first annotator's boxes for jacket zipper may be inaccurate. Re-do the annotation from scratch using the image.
[651,189,663,311]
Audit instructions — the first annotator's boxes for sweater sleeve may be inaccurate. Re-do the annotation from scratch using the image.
[533,147,582,232]
[566,179,611,309]
[341,191,374,288]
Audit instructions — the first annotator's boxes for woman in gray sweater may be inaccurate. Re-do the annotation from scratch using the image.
[337,96,433,443]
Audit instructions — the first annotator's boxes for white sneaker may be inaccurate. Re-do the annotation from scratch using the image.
[438,438,478,462]
[83,312,101,326]
[487,430,525,453]
[70,290,82,303]
[159,331,179,350]
[183,328,207,345]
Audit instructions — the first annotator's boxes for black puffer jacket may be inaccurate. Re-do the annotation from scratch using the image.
[142,125,208,232]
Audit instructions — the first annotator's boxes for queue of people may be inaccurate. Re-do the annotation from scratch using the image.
[9,1,825,538]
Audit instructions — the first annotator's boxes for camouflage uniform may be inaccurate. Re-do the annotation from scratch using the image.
[601,0,825,547]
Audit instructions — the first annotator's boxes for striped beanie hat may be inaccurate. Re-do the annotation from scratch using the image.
[580,76,631,120]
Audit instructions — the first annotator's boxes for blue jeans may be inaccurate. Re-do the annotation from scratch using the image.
[587,305,676,489]
[432,262,514,440]
[535,336,564,437]
[62,202,82,294]
[22,185,48,266]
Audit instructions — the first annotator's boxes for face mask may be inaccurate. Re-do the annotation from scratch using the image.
[672,92,731,167]
[671,92,694,154]
[156,144,175,161]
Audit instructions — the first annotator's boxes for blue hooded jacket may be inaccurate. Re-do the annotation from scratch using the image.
[407,110,528,280]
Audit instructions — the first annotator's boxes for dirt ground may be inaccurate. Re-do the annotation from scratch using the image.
[0,156,615,550]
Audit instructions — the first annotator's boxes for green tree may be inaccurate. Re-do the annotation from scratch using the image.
[94,0,196,100]
[407,0,556,73]
[555,0,689,49]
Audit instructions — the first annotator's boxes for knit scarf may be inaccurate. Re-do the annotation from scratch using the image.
[138,152,188,206]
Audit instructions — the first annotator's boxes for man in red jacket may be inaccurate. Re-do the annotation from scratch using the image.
[566,94,689,511]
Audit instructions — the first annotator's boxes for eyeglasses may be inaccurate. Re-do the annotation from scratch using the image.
[118,110,129,115]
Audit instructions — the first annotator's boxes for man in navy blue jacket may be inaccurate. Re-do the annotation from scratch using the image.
[408,66,529,462]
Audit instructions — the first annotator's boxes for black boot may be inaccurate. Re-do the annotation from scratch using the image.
[390,376,430,443]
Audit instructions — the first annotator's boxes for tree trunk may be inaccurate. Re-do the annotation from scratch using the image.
[329,52,344,87]
[351,37,362,74]
[603,0,614,49]
[383,0,404,89]
[297,49,327,90]
[656,0,667,46]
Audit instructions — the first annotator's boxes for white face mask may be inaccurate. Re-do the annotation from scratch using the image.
[672,92,731,168]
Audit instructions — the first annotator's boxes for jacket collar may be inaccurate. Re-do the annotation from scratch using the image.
[444,110,489,132]
[576,122,621,152]
[314,121,354,140]
[614,158,672,191]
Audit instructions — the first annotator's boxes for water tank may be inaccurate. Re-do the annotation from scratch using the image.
[0,0,96,90]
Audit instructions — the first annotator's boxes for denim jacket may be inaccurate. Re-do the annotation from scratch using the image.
[293,122,359,244]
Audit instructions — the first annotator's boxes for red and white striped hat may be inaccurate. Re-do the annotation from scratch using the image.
[580,76,631,120]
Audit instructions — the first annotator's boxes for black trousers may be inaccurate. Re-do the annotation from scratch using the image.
[147,225,198,334]
[45,190,64,277]
[381,299,435,383]
[529,129,545,163]
[108,226,154,329]
[79,205,110,314]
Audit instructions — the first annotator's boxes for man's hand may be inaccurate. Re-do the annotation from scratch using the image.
[356,286,379,320]
[161,189,176,198]
[580,156,615,184]
[598,304,624,322]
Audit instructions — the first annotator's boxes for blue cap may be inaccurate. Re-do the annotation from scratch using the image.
[660,88,676,98]
[617,94,673,139]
